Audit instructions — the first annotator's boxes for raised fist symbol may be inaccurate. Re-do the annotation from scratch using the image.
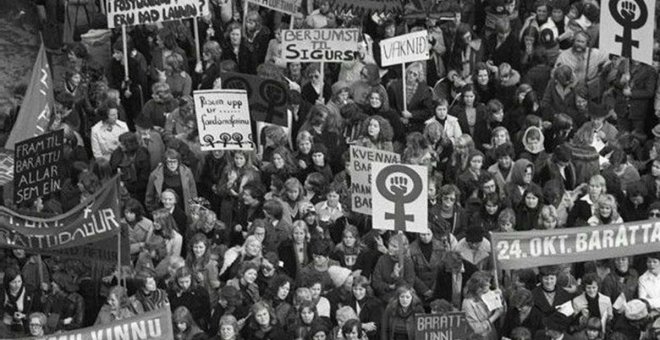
[621,0,638,20]
[389,176,409,197]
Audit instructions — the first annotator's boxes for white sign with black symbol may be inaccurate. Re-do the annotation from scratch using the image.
[600,0,655,64]
[193,89,254,151]
[371,163,428,233]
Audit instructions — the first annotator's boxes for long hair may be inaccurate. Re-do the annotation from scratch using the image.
[386,284,422,310]
[152,208,177,239]
[360,115,394,144]
[186,233,211,268]
[451,134,475,170]
[270,146,298,174]
[281,177,307,203]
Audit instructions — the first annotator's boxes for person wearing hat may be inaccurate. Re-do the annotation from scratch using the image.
[455,226,492,273]
[638,253,660,313]
[531,265,572,332]
[579,101,619,145]
[536,143,577,190]
[298,238,340,291]
[42,271,84,331]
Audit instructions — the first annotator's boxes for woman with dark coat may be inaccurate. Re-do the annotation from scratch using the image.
[0,267,41,335]
[531,266,572,331]
[515,184,543,231]
[387,61,435,134]
[434,251,475,309]
[168,266,211,331]
[110,132,151,204]
[43,271,85,332]
[380,285,425,340]
[350,276,383,340]
[241,302,287,340]
[361,90,406,144]
[451,85,490,150]
[197,41,223,90]
[472,63,496,105]
[502,288,544,338]
[221,22,256,75]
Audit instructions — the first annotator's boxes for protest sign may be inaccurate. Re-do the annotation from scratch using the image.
[0,176,121,251]
[13,130,64,205]
[379,30,430,67]
[372,163,428,233]
[599,0,655,64]
[17,306,172,340]
[193,89,254,151]
[491,219,660,270]
[106,0,211,28]
[281,29,361,62]
[221,72,289,127]
[415,312,468,340]
[248,0,300,15]
[349,146,400,215]
[333,0,402,15]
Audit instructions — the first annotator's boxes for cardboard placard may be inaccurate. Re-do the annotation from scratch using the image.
[371,163,428,232]
[13,130,63,205]
[282,29,361,62]
[106,0,211,28]
[379,30,430,67]
[193,89,254,151]
[349,146,400,215]
[415,312,468,340]
[599,0,655,64]
[220,72,289,127]
[248,0,300,15]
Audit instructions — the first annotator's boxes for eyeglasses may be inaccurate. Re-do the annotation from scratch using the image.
[650,211,660,218]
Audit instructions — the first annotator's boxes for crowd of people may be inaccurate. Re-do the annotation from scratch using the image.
[1,0,660,339]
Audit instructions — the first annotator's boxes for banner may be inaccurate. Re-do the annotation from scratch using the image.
[18,306,173,340]
[193,89,254,151]
[491,220,660,270]
[248,0,300,15]
[106,0,211,28]
[332,0,402,15]
[0,177,121,251]
[221,72,289,127]
[372,163,428,233]
[599,0,655,64]
[379,30,430,67]
[281,29,361,62]
[5,44,54,150]
[415,312,468,340]
[349,146,400,215]
[13,130,64,205]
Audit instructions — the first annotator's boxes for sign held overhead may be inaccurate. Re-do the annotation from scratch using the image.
[282,29,361,62]
[379,30,430,67]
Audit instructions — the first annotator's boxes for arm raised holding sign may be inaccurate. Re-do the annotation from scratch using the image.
[387,62,434,132]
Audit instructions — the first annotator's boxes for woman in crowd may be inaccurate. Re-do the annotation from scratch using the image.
[94,286,135,325]
[380,285,425,340]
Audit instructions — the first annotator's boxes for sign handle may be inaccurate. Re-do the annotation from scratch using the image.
[193,18,201,66]
[36,255,44,288]
[242,0,249,34]
[490,232,500,290]
[320,62,325,103]
[121,25,129,83]
[117,230,122,287]
[402,63,407,113]
[290,13,295,29]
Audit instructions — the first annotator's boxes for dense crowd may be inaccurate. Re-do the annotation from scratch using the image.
[1,0,660,339]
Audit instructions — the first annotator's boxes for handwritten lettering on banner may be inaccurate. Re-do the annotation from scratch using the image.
[349,145,400,215]
[492,220,660,270]
[193,89,253,151]
[107,0,211,28]
[14,130,63,205]
[17,306,173,340]
[379,30,430,67]
[249,0,300,15]
[415,312,468,340]
[282,29,361,62]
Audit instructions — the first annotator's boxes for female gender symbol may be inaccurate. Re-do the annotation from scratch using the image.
[609,0,647,58]
[375,164,423,231]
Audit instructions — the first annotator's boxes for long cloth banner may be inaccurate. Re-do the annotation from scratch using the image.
[491,219,660,270]
[18,306,173,340]
[0,176,124,262]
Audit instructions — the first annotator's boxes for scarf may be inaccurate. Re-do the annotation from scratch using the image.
[586,294,601,318]
[405,81,418,106]
[135,289,168,312]
[419,241,434,262]
[4,286,25,314]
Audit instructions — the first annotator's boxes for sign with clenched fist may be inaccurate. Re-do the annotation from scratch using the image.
[600,0,655,64]
[371,163,428,233]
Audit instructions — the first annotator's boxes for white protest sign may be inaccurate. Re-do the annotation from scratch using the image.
[282,29,361,62]
[599,0,655,64]
[379,30,430,67]
[248,0,300,15]
[107,0,211,28]
[349,146,400,215]
[193,89,253,151]
[371,163,428,233]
